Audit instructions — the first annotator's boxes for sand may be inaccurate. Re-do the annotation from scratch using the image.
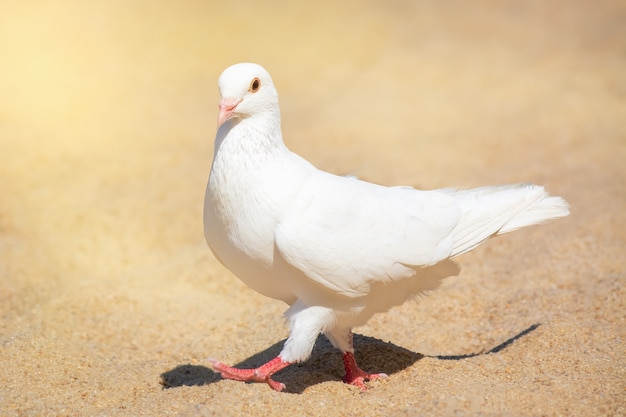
[1,1,624,415]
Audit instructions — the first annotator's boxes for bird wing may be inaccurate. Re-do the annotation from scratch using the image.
[274,171,461,298]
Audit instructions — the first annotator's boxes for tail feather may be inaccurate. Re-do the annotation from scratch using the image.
[441,184,569,258]
[498,194,570,234]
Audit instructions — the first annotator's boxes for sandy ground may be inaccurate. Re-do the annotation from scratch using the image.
[1,1,624,416]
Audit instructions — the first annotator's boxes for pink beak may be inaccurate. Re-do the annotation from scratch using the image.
[217,97,242,128]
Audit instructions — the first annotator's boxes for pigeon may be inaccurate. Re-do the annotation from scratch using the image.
[203,62,570,392]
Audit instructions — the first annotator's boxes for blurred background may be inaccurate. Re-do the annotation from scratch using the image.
[0,0,624,415]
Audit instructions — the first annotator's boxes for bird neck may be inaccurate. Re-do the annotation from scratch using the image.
[214,111,288,162]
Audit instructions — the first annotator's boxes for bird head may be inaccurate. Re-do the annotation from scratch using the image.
[217,63,279,128]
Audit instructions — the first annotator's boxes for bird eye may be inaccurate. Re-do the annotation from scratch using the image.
[249,78,261,93]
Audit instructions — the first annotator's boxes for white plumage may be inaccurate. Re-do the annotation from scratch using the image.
[203,63,569,391]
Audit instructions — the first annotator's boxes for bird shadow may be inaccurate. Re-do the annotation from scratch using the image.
[426,323,542,360]
[160,323,540,394]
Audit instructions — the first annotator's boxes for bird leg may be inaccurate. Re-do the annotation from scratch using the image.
[209,356,291,392]
[342,351,388,390]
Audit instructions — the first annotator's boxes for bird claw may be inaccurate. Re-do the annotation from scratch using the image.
[207,357,289,392]
[341,351,387,390]
[344,372,388,391]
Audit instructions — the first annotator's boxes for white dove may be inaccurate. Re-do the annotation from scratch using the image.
[203,63,569,392]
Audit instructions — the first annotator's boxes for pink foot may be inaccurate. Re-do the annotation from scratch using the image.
[208,356,291,391]
[342,352,387,391]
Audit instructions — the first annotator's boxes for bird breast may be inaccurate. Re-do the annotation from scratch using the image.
[203,126,311,301]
